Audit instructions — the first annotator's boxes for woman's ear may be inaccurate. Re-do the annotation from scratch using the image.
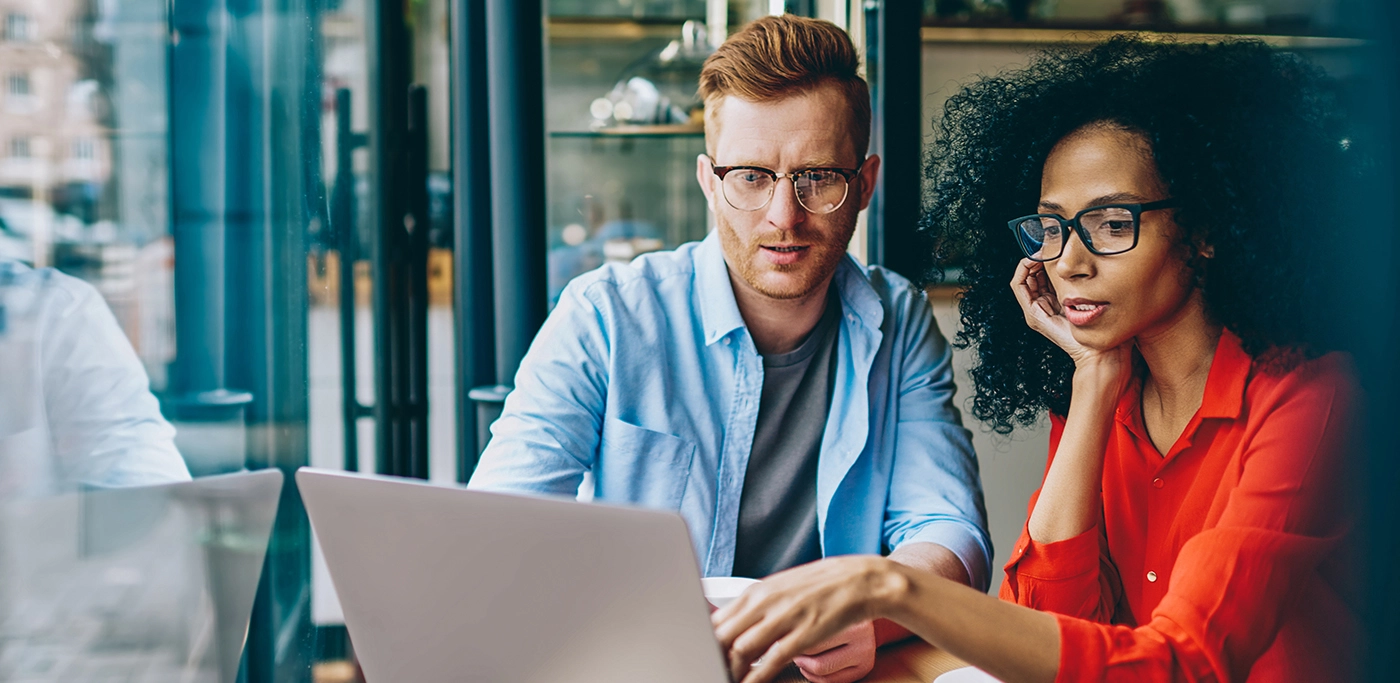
[1192,233,1215,259]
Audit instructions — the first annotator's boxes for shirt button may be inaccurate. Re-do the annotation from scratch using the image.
[1147,571,1158,583]
[722,336,731,345]
[1152,478,1164,489]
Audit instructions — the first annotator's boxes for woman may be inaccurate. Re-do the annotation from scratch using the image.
[712,38,1362,682]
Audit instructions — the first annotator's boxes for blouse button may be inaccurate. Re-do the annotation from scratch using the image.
[1147,571,1158,583]
[1152,478,1164,489]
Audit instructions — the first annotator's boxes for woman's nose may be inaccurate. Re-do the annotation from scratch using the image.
[1054,228,1094,279]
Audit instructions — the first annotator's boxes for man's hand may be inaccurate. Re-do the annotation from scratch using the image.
[791,621,877,683]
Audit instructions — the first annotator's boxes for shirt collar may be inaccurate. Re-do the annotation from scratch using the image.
[1198,327,1251,420]
[693,232,884,347]
[695,233,748,346]
[1115,326,1252,433]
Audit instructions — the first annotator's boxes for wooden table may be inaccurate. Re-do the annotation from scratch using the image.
[774,640,967,683]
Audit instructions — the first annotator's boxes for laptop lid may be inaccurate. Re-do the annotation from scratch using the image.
[296,467,730,683]
[0,469,284,683]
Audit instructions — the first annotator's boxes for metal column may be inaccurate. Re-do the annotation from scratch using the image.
[451,0,497,478]
[485,0,547,386]
[369,0,430,479]
[168,0,228,399]
[863,0,922,280]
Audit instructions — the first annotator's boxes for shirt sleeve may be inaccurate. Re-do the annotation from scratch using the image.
[468,278,611,496]
[1000,415,1123,622]
[881,289,992,591]
[42,273,190,488]
[1047,359,1357,682]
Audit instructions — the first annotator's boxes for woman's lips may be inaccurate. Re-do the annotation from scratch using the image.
[1061,298,1108,326]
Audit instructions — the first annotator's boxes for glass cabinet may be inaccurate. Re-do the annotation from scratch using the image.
[544,8,711,304]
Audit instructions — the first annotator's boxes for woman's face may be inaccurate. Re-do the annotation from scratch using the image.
[1038,125,1200,351]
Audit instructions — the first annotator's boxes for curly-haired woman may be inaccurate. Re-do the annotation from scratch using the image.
[712,37,1362,682]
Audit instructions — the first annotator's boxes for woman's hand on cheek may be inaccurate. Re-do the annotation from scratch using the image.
[711,556,898,683]
[1010,259,1130,367]
[1011,258,1078,351]
[1011,259,1134,398]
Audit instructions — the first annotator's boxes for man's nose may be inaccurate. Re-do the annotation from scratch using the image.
[764,177,805,230]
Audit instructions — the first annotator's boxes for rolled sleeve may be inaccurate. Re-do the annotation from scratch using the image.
[468,279,611,496]
[883,292,991,590]
[900,518,993,591]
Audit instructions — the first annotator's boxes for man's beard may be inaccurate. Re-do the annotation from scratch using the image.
[714,207,858,301]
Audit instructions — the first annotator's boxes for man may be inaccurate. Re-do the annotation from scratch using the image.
[469,15,989,683]
[0,259,190,496]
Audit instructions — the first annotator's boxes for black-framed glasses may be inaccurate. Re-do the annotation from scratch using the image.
[1008,199,1179,262]
[706,155,863,214]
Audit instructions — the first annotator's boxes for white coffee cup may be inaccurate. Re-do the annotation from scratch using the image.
[701,576,760,610]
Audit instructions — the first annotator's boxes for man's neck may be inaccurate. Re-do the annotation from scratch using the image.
[729,273,835,356]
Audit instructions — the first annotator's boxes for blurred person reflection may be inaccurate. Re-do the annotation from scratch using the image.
[0,259,190,497]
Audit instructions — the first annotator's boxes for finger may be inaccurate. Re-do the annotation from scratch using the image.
[1035,268,1061,314]
[740,635,810,683]
[795,664,865,683]
[713,593,766,651]
[728,615,799,679]
[798,632,849,657]
[793,644,851,675]
[1008,259,1038,311]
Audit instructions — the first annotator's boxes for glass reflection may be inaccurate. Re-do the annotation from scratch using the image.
[0,260,189,497]
[0,470,282,682]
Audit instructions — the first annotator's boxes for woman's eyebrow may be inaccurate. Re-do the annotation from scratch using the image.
[1038,192,1149,212]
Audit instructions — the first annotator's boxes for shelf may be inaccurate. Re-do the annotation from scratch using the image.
[548,17,701,41]
[551,124,704,138]
[920,25,1366,49]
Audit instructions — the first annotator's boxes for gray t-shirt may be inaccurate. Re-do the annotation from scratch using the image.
[731,297,841,578]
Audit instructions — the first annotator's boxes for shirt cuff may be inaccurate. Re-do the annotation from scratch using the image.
[899,520,992,592]
[1005,524,1100,582]
[1052,612,1108,683]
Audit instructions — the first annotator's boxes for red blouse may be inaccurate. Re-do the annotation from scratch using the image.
[999,329,1359,681]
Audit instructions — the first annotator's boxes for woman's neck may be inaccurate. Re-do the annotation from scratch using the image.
[1135,294,1222,451]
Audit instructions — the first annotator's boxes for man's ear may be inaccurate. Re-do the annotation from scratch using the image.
[855,154,881,212]
[696,153,716,210]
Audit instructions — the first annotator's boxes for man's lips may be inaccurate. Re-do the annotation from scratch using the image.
[1061,298,1108,326]
[760,244,809,265]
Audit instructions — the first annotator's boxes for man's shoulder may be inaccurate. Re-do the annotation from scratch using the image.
[565,242,703,307]
[1,261,101,317]
[843,260,929,320]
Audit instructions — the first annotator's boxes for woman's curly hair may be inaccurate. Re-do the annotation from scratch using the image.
[919,37,1361,434]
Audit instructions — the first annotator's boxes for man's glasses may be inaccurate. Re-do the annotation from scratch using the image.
[706,155,863,214]
[1008,199,1179,262]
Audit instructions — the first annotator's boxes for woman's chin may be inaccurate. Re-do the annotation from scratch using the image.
[1069,327,1130,354]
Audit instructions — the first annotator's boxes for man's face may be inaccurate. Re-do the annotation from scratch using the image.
[697,85,880,302]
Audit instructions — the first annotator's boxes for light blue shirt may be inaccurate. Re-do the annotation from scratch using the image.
[469,234,991,589]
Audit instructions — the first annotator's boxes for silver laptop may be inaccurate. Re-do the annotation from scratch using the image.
[0,469,284,683]
[296,467,730,683]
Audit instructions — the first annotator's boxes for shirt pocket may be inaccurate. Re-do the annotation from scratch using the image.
[598,418,697,511]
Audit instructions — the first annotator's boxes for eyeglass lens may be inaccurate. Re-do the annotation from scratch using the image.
[1016,207,1137,260]
[720,169,850,214]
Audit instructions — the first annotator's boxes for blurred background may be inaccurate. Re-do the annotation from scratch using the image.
[0,0,1396,680]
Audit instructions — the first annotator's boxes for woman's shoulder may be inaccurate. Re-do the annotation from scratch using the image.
[1245,347,1360,423]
